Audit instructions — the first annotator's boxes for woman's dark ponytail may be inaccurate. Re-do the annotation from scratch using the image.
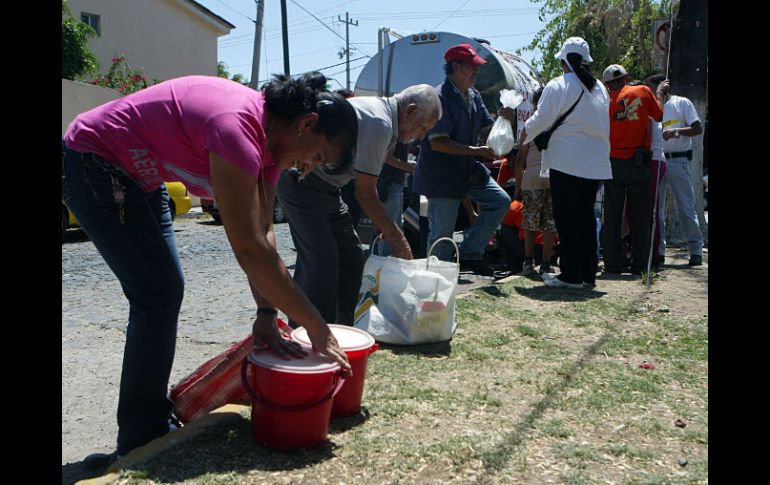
[566,53,597,91]
[261,72,358,174]
[261,72,327,120]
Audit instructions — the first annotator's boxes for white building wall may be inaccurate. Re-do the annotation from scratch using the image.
[68,0,232,83]
[61,79,122,136]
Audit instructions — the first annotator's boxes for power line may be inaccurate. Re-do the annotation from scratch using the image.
[303,55,368,74]
[227,45,340,68]
[219,24,329,48]
[433,0,474,30]
[212,0,254,22]
[288,0,347,44]
[288,0,372,58]
[351,8,537,19]
[216,1,357,44]
[256,55,368,85]
[326,61,367,79]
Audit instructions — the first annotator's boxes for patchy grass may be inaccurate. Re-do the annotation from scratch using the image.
[117,264,708,484]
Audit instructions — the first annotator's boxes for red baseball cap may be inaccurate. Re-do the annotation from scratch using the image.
[444,43,486,67]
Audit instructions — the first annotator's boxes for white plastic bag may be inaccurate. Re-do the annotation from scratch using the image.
[353,237,459,345]
[487,89,524,157]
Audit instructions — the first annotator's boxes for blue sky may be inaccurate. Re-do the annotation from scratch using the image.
[195,0,547,89]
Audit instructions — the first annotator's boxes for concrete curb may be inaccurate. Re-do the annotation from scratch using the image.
[75,404,251,485]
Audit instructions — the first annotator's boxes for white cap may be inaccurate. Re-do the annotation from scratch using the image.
[602,64,628,82]
[555,37,593,63]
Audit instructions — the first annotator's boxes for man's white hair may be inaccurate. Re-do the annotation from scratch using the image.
[395,84,442,121]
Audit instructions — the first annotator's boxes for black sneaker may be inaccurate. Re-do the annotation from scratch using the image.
[688,255,703,266]
[603,266,629,274]
[460,259,497,276]
[83,451,122,470]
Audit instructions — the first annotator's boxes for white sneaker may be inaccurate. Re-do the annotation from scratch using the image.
[543,275,583,289]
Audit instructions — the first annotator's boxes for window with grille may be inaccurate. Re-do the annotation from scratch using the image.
[80,12,100,36]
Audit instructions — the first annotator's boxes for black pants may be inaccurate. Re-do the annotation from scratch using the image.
[276,171,364,326]
[549,169,600,285]
[602,157,651,271]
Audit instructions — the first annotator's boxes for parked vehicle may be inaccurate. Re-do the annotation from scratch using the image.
[62,181,192,239]
[201,197,286,224]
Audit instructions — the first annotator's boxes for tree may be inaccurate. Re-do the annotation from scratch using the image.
[217,61,250,85]
[522,0,673,82]
[61,0,99,80]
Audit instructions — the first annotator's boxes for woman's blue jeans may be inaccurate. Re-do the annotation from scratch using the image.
[62,142,184,455]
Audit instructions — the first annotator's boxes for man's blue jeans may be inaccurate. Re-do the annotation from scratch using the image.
[62,143,183,456]
[376,181,404,257]
[657,156,704,257]
[427,174,511,261]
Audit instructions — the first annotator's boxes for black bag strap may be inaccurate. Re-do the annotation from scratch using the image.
[548,89,584,133]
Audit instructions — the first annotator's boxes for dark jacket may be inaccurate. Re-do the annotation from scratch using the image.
[413,79,494,198]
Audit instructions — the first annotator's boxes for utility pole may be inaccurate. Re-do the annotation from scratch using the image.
[664,0,708,245]
[337,12,358,90]
[280,0,290,76]
[250,0,265,89]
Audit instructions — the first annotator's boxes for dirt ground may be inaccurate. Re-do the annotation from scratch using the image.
[62,213,707,484]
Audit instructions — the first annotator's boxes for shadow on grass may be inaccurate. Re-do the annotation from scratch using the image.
[378,339,453,357]
[329,407,371,433]
[62,459,110,485]
[119,413,339,483]
[665,263,695,270]
[480,286,510,298]
[478,334,611,477]
[514,286,607,302]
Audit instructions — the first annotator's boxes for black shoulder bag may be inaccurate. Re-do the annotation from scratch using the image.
[533,90,584,151]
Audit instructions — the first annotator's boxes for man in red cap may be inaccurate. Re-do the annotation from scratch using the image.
[413,43,514,276]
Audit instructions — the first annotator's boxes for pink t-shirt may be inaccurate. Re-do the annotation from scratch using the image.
[64,76,281,198]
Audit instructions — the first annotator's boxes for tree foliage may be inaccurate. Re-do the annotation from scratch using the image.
[217,62,249,85]
[62,0,99,80]
[90,55,153,95]
[521,0,675,82]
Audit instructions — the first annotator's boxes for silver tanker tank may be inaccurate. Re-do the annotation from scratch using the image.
[354,30,544,138]
[351,31,544,255]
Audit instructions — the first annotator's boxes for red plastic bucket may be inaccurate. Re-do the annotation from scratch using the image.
[240,350,344,449]
[291,325,378,417]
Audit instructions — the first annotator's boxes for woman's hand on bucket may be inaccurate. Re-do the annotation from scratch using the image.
[252,314,308,359]
[305,323,353,376]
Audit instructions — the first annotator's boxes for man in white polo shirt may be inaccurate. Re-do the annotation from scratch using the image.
[653,78,704,266]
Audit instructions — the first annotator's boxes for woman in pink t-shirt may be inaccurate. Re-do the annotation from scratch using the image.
[63,72,357,463]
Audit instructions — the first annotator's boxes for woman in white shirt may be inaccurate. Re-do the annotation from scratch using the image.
[523,37,611,289]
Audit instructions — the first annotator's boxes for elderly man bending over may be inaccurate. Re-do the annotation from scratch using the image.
[277,85,442,327]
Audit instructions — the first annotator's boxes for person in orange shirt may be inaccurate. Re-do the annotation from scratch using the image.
[601,64,663,274]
